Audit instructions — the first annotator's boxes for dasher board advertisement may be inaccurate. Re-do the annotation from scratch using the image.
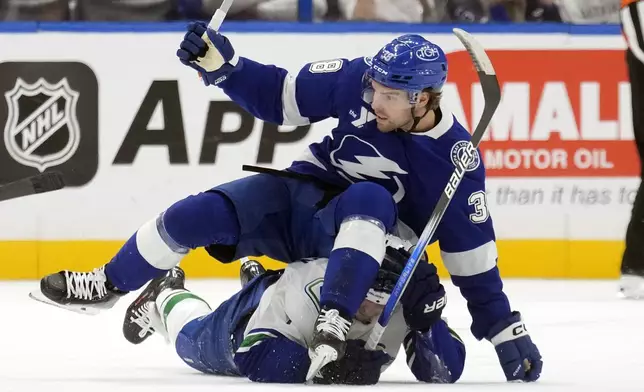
[0,24,631,279]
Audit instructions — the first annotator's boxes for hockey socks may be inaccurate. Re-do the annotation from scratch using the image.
[156,289,212,346]
[105,191,240,291]
[320,217,386,317]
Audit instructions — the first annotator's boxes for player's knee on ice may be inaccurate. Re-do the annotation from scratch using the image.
[334,182,397,231]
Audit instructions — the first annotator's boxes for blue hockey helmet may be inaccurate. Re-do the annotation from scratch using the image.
[363,34,448,106]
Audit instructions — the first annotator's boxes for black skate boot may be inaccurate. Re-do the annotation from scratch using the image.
[306,306,352,381]
[29,266,128,315]
[240,258,266,287]
[123,266,186,344]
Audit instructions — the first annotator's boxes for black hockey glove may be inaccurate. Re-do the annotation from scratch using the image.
[385,246,446,332]
[313,340,391,385]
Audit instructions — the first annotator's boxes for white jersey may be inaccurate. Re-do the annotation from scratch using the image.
[243,257,408,364]
[554,0,620,23]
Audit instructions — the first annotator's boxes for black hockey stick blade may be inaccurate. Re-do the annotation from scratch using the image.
[452,28,501,147]
[0,171,66,203]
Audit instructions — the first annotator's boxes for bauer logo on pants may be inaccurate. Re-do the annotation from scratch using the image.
[0,62,98,187]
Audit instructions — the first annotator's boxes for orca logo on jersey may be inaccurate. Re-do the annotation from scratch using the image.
[450,140,480,172]
[330,135,408,203]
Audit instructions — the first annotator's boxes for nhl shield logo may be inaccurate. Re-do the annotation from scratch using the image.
[3,78,81,172]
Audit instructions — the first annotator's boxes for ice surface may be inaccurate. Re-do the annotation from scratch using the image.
[1,278,643,391]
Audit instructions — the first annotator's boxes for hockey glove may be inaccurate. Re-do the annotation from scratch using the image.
[176,21,242,86]
[314,340,391,385]
[384,246,445,332]
[486,311,542,382]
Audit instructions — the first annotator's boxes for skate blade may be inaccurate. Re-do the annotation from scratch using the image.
[305,346,337,382]
[29,290,102,316]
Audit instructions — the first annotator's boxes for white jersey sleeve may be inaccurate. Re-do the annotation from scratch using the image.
[243,257,409,362]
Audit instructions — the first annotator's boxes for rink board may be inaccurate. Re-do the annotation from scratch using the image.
[0,22,632,279]
[0,239,625,280]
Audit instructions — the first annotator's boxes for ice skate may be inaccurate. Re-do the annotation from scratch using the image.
[306,306,352,381]
[123,266,186,344]
[239,257,266,287]
[618,271,644,299]
[29,266,127,315]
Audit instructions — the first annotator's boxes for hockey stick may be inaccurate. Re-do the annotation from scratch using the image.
[0,171,65,203]
[364,29,501,350]
[193,0,240,74]
[305,28,501,381]
[208,0,234,30]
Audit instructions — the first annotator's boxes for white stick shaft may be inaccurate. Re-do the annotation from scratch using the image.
[209,0,235,30]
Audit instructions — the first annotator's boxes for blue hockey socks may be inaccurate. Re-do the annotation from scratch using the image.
[105,191,240,291]
[319,182,397,317]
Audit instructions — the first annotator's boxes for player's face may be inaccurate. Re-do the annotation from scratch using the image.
[356,299,385,324]
[370,80,415,133]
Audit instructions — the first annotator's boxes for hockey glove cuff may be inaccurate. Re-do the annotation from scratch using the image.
[486,311,542,382]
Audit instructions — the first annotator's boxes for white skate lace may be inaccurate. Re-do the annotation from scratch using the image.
[64,267,108,300]
[130,302,156,338]
[316,309,351,341]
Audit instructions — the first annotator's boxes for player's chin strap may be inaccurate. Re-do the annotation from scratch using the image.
[408,104,439,133]
[409,107,429,132]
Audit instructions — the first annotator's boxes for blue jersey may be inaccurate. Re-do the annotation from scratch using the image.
[219,56,511,340]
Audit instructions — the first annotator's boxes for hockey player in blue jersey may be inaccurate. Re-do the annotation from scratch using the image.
[32,23,542,382]
[122,246,466,384]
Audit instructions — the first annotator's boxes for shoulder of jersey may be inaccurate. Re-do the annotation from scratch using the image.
[416,112,485,177]
[446,118,485,176]
[306,56,369,78]
[304,56,370,110]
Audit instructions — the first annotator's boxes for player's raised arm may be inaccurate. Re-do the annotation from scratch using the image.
[176,22,346,125]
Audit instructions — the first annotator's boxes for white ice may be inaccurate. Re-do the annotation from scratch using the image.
[1,278,643,392]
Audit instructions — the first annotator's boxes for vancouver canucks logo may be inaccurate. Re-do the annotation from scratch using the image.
[4,78,81,172]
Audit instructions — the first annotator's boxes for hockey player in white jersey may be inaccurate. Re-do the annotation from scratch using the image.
[122,244,467,384]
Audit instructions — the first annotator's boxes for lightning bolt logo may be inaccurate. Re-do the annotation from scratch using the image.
[330,135,408,202]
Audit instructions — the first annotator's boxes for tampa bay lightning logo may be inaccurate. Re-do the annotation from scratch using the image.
[450,140,480,172]
[416,46,441,62]
[330,135,408,203]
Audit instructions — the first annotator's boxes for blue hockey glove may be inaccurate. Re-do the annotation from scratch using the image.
[314,340,391,385]
[176,21,242,86]
[486,311,542,382]
[384,246,446,332]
